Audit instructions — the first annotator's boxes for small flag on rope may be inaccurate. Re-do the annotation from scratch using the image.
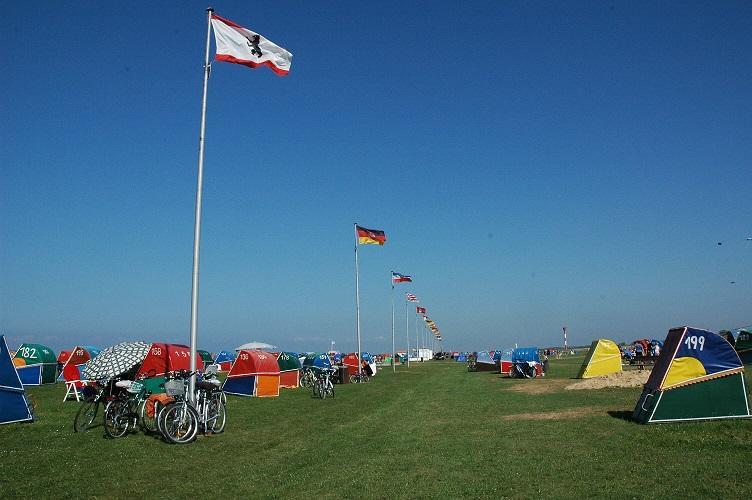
[392,272,412,283]
[406,293,419,302]
[356,225,386,245]
[416,306,426,314]
[210,14,293,76]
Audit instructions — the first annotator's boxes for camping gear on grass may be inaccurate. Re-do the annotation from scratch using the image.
[223,350,280,397]
[577,339,622,379]
[1,335,34,425]
[633,326,751,424]
[13,343,58,385]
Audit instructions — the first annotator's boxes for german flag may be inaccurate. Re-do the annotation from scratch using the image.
[356,225,386,245]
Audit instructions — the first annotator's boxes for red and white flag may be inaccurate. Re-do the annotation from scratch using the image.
[405,293,419,302]
[416,306,426,314]
[211,14,292,76]
[392,272,412,284]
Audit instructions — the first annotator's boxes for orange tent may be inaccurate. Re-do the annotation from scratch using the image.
[222,350,280,397]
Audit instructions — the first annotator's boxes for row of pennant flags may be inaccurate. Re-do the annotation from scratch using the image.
[357,225,443,342]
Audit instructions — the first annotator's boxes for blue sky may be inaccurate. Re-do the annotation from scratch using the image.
[1,1,750,355]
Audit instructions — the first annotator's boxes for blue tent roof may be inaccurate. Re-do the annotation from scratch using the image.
[214,351,236,363]
[303,353,332,369]
[512,347,540,363]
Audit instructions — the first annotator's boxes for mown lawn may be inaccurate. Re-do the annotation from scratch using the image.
[2,358,751,498]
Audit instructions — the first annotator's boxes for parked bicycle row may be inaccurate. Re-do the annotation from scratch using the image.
[74,366,226,444]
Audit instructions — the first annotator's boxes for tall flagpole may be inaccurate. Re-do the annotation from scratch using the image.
[354,224,362,376]
[405,307,410,369]
[416,315,420,362]
[188,7,214,403]
[414,309,418,359]
[391,272,395,373]
[404,296,408,369]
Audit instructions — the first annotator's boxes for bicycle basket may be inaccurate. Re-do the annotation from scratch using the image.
[127,381,144,394]
[164,379,185,396]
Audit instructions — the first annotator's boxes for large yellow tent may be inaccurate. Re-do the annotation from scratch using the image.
[577,339,622,378]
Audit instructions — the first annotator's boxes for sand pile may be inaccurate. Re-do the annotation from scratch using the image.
[565,370,650,390]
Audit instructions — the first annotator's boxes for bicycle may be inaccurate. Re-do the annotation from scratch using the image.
[194,365,227,434]
[312,367,337,399]
[73,378,119,433]
[158,367,226,444]
[349,371,370,384]
[103,375,154,439]
[158,371,199,444]
[300,367,316,388]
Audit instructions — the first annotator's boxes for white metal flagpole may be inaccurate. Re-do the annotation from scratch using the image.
[391,272,395,373]
[188,7,214,404]
[404,296,408,370]
[416,314,420,362]
[354,224,362,375]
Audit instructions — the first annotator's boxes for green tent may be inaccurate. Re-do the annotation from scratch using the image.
[197,350,214,365]
[633,327,751,424]
[13,343,58,385]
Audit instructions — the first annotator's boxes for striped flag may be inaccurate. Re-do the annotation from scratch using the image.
[406,293,419,302]
[392,272,412,284]
[356,225,386,245]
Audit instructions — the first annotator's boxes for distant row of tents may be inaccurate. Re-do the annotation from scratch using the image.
[1,337,381,424]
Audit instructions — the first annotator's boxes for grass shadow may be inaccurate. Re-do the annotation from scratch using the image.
[607,410,635,422]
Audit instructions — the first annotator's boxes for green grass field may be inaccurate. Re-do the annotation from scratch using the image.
[2,358,751,498]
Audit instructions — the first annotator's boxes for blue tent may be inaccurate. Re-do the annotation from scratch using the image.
[512,347,541,363]
[475,351,496,371]
[215,351,236,364]
[303,353,332,369]
[1,336,33,425]
[456,353,467,362]
[494,349,513,362]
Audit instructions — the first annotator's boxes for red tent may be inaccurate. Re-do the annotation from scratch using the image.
[343,353,361,376]
[57,351,71,365]
[136,343,204,378]
[223,350,280,397]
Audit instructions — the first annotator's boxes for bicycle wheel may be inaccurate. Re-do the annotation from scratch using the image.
[206,394,227,434]
[161,403,199,444]
[328,382,335,399]
[74,400,99,433]
[104,399,129,438]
